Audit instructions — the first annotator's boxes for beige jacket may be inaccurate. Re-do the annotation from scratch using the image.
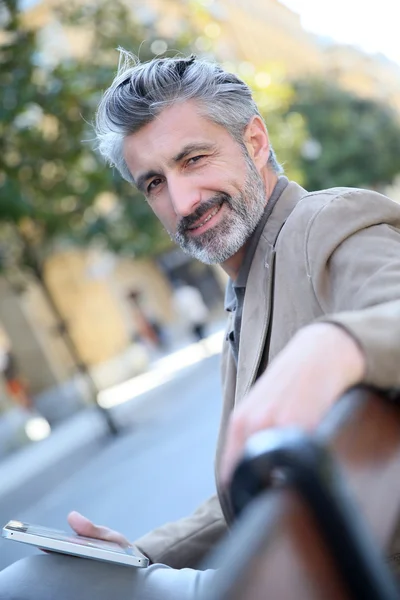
[135,181,400,568]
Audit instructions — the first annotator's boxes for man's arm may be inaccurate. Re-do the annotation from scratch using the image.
[134,494,227,568]
[310,224,400,390]
[221,190,400,482]
[220,322,366,482]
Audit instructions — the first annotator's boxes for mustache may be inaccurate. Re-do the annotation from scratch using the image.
[177,193,231,235]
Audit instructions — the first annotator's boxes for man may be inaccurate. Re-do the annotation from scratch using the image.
[1,52,400,599]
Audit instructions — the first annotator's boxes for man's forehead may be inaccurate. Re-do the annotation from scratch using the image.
[124,115,225,171]
[124,132,216,168]
[125,103,196,149]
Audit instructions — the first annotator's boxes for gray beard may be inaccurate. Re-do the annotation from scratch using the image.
[171,159,266,265]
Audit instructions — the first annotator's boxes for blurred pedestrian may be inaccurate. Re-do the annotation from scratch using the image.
[0,346,33,411]
[172,280,209,342]
[127,290,167,350]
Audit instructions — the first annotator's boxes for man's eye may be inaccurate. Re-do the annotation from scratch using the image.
[147,178,163,192]
[187,155,205,165]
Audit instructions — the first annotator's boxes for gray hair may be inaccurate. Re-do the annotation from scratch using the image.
[95,51,283,184]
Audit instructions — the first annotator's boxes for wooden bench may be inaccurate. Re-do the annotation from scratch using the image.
[203,387,400,600]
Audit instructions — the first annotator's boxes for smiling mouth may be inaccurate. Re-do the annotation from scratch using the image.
[187,204,222,231]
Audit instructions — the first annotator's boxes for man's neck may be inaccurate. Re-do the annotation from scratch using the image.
[221,171,280,281]
[221,246,248,281]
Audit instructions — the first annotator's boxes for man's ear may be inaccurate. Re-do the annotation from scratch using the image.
[243,116,270,170]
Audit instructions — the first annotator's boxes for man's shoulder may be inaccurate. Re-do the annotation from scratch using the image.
[294,184,394,211]
[275,184,400,266]
[285,185,400,232]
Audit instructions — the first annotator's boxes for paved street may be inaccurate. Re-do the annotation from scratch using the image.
[0,351,222,571]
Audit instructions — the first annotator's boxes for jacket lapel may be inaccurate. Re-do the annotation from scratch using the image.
[235,181,308,405]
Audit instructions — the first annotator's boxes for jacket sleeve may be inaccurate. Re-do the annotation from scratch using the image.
[133,494,227,569]
[306,189,400,389]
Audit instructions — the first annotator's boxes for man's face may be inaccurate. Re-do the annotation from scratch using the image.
[123,101,267,265]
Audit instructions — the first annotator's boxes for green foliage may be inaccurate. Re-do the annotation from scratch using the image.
[0,0,192,269]
[286,79,400,191]
[0,0,306,274]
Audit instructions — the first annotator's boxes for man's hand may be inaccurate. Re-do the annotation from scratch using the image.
[220,323,366,485]
[67,511,132,548]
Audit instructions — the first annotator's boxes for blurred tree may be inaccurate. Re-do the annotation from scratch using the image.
[1,0,196,433]
[286,78,400,191]
[0,0,183,272]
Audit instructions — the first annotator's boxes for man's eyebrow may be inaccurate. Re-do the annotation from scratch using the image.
[135,170,160,193]
[172,143,216,164]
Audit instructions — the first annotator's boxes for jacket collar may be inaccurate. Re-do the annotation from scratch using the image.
[263,180,308,246]
[234,180,308,403]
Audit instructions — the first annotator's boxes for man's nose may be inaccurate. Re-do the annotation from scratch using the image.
[168,176,200,217]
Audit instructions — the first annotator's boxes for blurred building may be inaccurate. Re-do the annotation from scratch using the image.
[213,0,324,74]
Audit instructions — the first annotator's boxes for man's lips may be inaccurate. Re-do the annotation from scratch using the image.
[186,203,223,231]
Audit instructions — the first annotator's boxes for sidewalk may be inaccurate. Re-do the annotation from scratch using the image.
[0,327,225,502]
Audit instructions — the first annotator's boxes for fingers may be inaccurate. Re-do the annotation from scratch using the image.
[67,511,96,537]
[67,511,132,548]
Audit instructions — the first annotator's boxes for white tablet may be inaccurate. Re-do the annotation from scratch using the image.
[2,520,149,568]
